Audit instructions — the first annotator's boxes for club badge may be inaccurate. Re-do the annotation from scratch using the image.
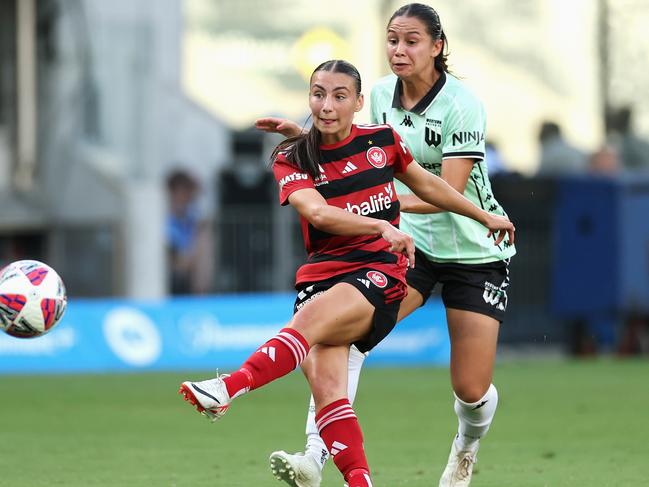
[366,146,387,169]
[367,271,388,288]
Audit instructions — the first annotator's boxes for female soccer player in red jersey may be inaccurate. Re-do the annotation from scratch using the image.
[180,59,514,487]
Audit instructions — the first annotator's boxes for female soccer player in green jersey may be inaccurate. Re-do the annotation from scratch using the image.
[256,4,516,486]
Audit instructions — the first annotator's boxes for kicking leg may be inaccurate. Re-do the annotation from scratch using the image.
[179,326,309,422]
[180,283,372,422]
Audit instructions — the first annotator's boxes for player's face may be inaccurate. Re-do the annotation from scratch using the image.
[309,71,364,144]
[386,16,443,81]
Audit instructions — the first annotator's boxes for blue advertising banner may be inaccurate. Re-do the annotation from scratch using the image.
[0,294,449,374]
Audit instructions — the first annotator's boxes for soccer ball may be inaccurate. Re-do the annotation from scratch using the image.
[0,260,67,338]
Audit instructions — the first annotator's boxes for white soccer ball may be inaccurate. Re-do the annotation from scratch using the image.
[0,260,67,338]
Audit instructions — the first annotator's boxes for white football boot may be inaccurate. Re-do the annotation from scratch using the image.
[438,439,479,487]
[269,450,322,487]
[179,375,231,422]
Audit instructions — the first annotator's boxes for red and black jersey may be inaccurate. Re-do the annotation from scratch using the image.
[273,124,414,287]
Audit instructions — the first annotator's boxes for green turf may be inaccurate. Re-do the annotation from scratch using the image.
[0,359,647,486]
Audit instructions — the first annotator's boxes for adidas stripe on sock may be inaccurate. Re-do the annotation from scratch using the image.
[223,327,309,398]
[316,398,370,483]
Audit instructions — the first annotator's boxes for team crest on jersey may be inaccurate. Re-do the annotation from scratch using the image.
[366,271,388,288]
[366,147,387,169]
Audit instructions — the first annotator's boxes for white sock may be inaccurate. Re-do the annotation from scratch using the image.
[304,345,367,470]
[453,383,499,451]
[305,397,328,469]
[346,345,367,404]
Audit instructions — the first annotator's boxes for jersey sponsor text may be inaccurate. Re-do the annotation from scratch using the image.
[451,131,485,146]
[344,186,393,216]
[279,172,308,189]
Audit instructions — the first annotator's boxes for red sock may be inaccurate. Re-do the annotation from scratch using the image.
[347,469,373,487]
[316,399,371,486]
[223,327,309,399]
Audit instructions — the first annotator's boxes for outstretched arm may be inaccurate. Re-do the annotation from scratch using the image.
[288,188,415,267]
[395,162,515,246]
[255,117,304,138]
[398,158,474,213]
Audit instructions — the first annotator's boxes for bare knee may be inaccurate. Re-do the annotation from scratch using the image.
[453,381,491,404]
[306,370,346,410]
[301,347,348,409]
[313,376,345,407]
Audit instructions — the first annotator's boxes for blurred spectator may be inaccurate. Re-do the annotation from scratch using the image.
[607,106,649,171]
[485,139,508,175]
[0,234,45,268]
[537,121,587,175]
[588,144,620,175]
[166,169,214,295]
[217,128,275,292]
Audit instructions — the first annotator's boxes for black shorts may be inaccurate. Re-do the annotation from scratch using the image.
[294,268,407,353]
[406,248,511,322]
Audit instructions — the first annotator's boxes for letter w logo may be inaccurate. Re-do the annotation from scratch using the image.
[425,127,441,147]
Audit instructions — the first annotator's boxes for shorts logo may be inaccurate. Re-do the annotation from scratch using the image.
[483,281,507,311]
[366,147,387,169]
[366,271,388,288]
[296,285,325,310]
[357,278,371,289]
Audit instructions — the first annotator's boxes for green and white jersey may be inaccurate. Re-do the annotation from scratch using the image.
[370,72,516,264]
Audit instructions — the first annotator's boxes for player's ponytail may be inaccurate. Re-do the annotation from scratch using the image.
[436,29,449,73]
[271,60,362,179]
[271,125,322,180]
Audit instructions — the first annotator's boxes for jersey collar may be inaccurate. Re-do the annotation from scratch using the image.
[391,71,447,115]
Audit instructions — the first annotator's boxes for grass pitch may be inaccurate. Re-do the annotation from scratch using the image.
[0,359,646,486]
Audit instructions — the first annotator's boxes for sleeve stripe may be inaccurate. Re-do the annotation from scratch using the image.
[442,151,485,159]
